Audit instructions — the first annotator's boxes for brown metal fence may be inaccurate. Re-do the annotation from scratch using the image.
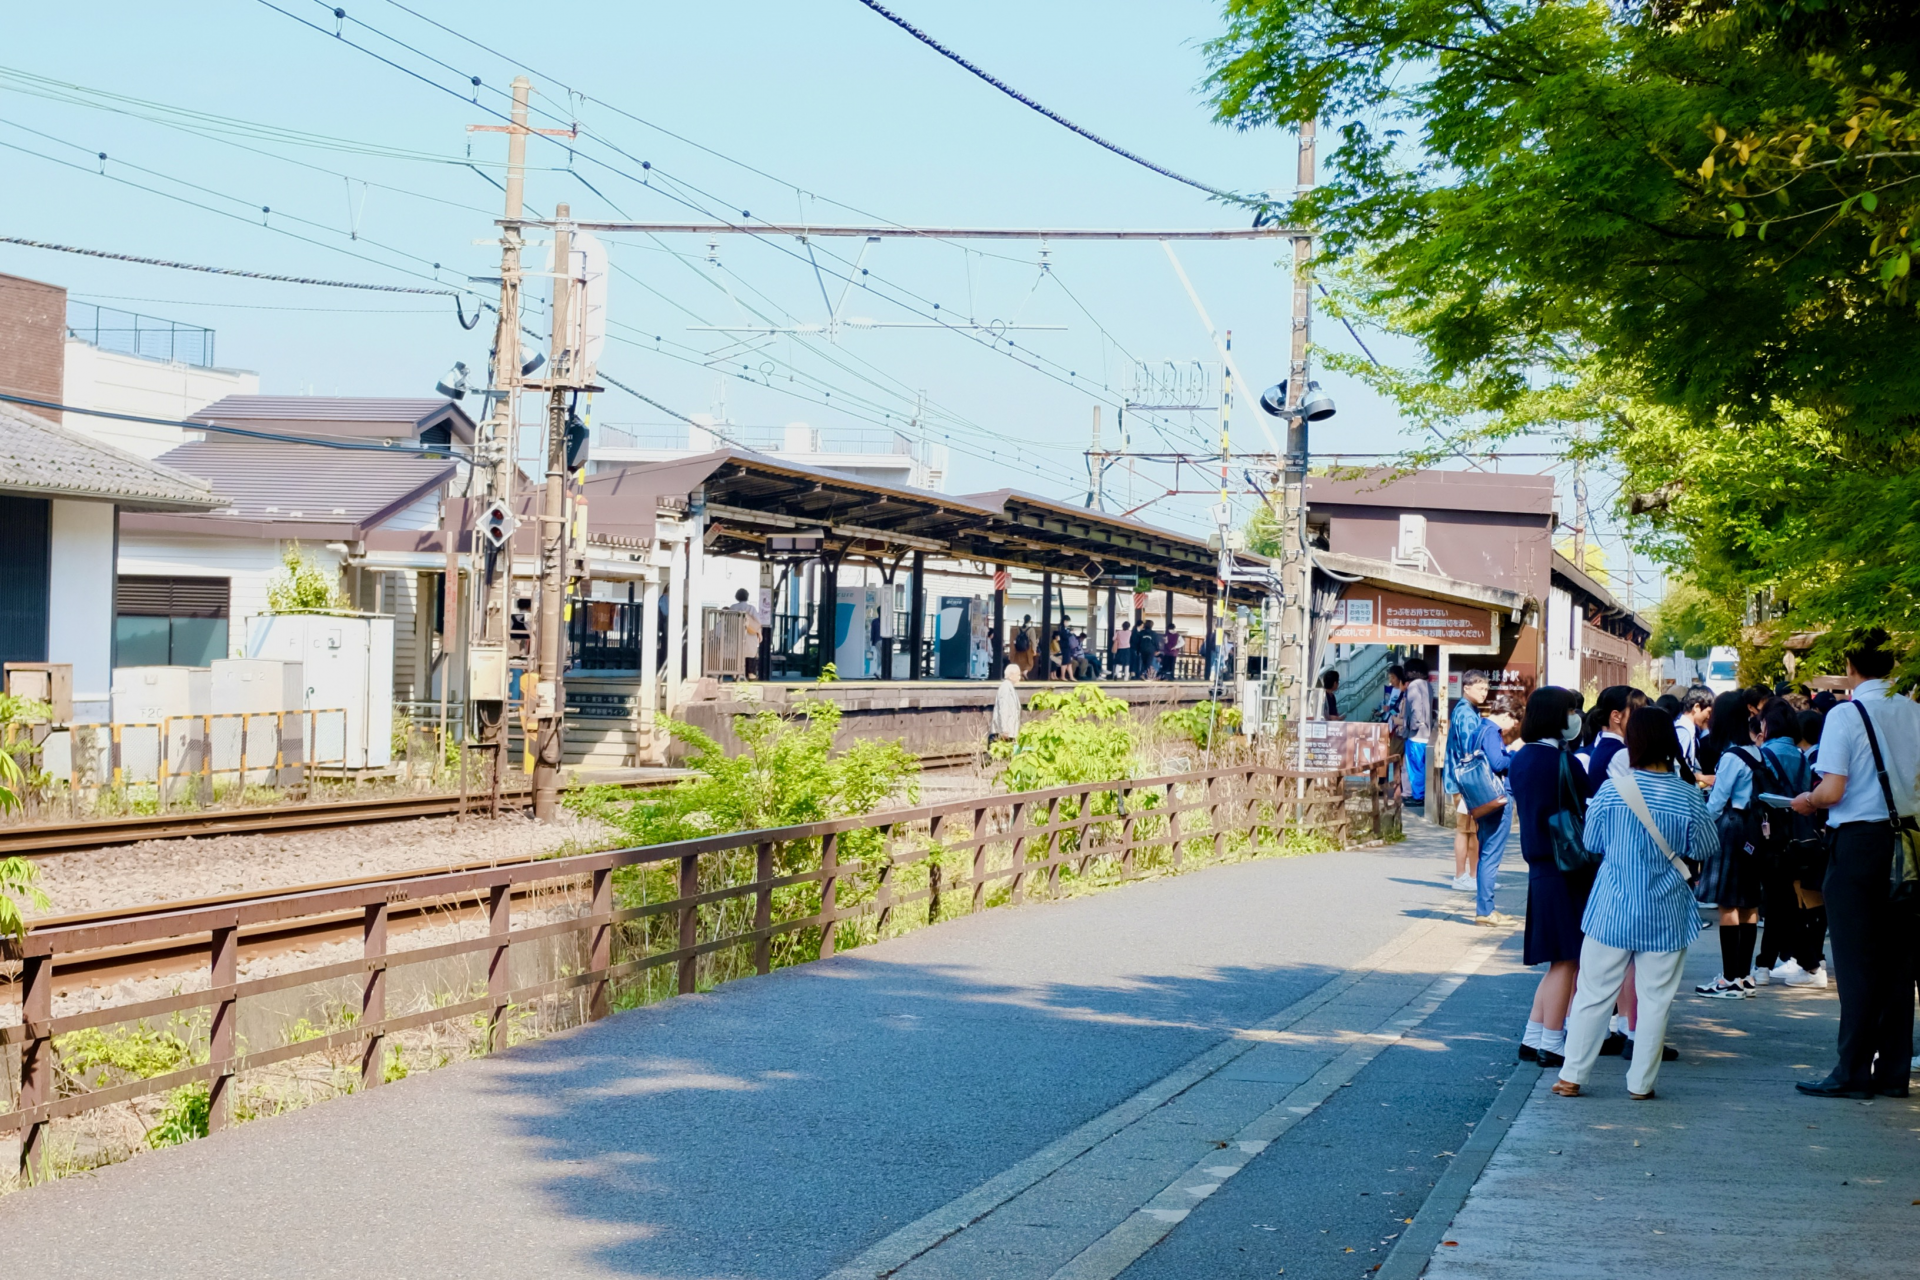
[1,761,1397,1181]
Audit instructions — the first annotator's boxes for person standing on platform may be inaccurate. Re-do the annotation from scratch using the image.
[1403,658,1434,807]
[1791,631,1920,1100]
[1115,621,1134,678]
[1511,686,1594,1066]
[1132,619,1159,682]
[1554,708,1718,1100]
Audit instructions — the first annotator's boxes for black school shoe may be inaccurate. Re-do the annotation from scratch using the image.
[1621,1039,1679,1062]
[1518,1044,1539,1063]
[1796,1077,1873,1099]
[1538,1049,1567,1068]
[1599,1031,1628,1057]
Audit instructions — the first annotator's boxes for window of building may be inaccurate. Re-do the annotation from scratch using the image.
[114,575,231,666]
[0,496,51,665]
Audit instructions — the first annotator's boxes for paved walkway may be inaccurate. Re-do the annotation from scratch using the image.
[1405,928,1918,1280]
[7,812,1905,1279]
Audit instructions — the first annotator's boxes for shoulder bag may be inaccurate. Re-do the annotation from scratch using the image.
[1548,746,1598,873]
[1450,720,1508,818]
[1612,768,1695,884]
[1851,701,1920,903]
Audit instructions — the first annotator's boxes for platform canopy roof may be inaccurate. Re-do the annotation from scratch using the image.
[586,449,1268,602]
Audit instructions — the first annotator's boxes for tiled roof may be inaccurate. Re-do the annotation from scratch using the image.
[153,438,455,529]
[189,396,457,424]
[0,401,221,511]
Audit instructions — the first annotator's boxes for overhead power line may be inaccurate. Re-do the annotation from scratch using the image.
[851,0,1252,206]
[0,234,461,296]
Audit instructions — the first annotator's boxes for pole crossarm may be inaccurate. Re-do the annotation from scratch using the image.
[506,222,1308,241]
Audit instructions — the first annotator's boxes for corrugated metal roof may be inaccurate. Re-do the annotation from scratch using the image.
[153,438,454,529]
[0,401,221,511]
[189,396,454,424]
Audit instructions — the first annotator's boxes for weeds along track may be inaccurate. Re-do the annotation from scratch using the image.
[0,749,981,860]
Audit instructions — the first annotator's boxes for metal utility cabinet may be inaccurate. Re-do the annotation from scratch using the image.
[245,614,394,769]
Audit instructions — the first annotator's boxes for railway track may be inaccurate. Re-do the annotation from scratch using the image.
[0,748,981,859]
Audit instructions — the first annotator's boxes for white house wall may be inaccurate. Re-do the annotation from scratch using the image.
[118,532,330,655]
[62,340,258,459]
[47,499,116,721]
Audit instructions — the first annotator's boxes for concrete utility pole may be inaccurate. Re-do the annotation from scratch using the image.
[1274,119,1316,758]
[532,204,575,820]
[469,75,534,816]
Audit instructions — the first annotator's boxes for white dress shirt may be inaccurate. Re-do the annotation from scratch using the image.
[1816,680,1920,824]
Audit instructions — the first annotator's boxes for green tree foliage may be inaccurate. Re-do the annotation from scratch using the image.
[1648,579,1738,660]
[992,685,1141,792]
[0,728,48,937]
[266,543,347,613]
[1206,0,1920,645]
[570,697,919,847]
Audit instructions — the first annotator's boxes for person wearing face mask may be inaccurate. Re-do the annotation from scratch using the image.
[1509,686,1594,1065]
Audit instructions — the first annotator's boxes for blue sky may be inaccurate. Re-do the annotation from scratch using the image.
[0,0,1644,588]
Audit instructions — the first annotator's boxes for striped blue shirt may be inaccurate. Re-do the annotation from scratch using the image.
[1581,769,1718,953]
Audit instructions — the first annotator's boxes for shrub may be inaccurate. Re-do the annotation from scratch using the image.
[266,543,347,613]
[1159,701,1242,751]
[568,696,918,848]
[991,684,1140,792]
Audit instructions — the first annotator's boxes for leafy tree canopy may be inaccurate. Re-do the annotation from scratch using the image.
[1207,0,1920,645]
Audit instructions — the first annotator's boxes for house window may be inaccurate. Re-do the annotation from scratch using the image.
[0,495,51,664]
[115,575,230,666]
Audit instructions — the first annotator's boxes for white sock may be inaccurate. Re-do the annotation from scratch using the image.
[1542,1027,1567,1054]
[1625,1026,1637,1041]
[1523,1020,1545,1049]
[1609,1014,1625,1035]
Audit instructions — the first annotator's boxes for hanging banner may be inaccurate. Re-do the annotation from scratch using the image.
[1326,587,1493,648]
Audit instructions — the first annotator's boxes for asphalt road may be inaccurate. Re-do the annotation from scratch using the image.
[5,813,1535,1280]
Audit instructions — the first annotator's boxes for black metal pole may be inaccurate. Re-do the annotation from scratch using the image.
[1106,584,1117,678]
[907,551,925,680]
[818,553,838,678]
[1039,571,1053,682]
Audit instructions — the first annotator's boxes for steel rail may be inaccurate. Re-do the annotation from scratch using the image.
[0,749,980,858]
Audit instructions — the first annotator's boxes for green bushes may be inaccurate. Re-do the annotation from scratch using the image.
[990,685,1140,793]
[1159,701,1242,752]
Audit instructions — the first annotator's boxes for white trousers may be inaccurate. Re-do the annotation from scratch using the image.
[1559,937,1687,1096]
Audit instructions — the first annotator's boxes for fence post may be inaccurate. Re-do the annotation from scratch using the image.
[677,852,700,993]
[970,806,987,913]
[361,902,388,1090]
[237,714,249,804]
[1119,786,1138,878]
[1167,781,1183,869]
[754,841,775,974]
[1208,773,1226,860]
[1042,798,1062,894]
[589,866,612,1022]
[816,833,839,960]
[208,921,238,1130]
[1007,802,1029,902]
[927,814,944,925]
[875,824,896,932]
[487,883,510,1051]
[110,721,123,794]
[17,949,52,1181]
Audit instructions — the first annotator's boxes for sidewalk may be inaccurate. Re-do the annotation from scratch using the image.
[1412,935,1920,1279]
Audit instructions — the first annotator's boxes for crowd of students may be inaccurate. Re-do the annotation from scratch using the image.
[1432,630,1918,1101]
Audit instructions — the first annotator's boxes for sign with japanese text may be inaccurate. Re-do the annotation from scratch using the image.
[1326,588,1493,648]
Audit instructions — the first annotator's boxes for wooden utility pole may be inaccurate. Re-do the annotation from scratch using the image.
[532,204,574,820]
[468,77,573,817]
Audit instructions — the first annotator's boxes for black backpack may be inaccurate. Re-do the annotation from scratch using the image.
[1548,746,1598,873]
[1730,746,1820,865]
